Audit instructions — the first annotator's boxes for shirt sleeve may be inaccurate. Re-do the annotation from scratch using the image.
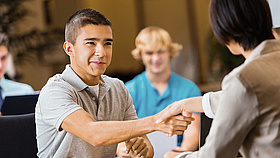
[38,82,82,131]
[184,73,259,158]
[202,92,214,118]
[202,91,222,118]
[123,81,138,121]
[189,83,202,98]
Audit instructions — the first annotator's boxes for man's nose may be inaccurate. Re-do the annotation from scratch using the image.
[95,44,105,56]
[151,53,160,60]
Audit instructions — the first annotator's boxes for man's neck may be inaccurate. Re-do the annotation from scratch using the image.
[146,68,171,94]
[147,67,171,83]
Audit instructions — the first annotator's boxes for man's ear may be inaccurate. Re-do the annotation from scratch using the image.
[63,41,74,56]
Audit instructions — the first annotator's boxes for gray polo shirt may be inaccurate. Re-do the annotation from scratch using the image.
[35,65,138,158]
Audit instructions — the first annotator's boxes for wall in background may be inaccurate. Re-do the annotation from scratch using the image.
[15,0,212,91]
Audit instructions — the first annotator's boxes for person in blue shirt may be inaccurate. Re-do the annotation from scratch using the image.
[0,33,34,114]
[116,26,201,157]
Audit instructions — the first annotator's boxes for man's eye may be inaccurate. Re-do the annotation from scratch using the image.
[86,42,95,45]
[158,50,165,54]
[105,42,112,46]
[1,56,7,61]
[145,52,153,55]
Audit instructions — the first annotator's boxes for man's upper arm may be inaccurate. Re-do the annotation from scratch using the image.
[38,82,82,131]
[60,109,97,142]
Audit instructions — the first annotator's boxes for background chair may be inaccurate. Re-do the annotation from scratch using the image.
[199,113,213,148]
[199,91,214,148]
[0,113,38,158]
[1,94,39,115]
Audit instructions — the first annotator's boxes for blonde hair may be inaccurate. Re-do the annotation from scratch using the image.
[131,26,182,61]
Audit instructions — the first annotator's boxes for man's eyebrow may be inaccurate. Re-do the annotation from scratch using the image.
[84,38,113,42]
[106,38,113,42]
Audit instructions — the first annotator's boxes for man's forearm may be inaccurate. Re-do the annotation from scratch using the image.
[62,109,191,148]
[91,116,157,146]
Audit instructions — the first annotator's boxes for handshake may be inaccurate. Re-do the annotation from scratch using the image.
[154,99,198,136]
[120,97,202,158]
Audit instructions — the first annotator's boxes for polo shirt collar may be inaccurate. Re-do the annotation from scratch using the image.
[61,65,88,91]
[144,71,171,98]
[61,65,111,99]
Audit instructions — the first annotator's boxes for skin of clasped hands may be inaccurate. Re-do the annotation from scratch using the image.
[154,111,194,137]
[156,99,198,135]
[123,136,149,158]
[118,105,194,158]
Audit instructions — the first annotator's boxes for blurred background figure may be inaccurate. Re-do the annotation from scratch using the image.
[0,33,34,114]
[117,26,201,158]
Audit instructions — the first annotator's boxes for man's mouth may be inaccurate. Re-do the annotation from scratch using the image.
[152,63,161,68]
[92,61,105,66]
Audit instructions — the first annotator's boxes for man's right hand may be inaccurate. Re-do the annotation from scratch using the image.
[154,111,194,136]
[155,96,203,128]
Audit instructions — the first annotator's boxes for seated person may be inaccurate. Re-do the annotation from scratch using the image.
[0,33,34,114]
[117,26,201,157]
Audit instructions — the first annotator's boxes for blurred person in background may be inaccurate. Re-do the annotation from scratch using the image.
[117,26,201,158]
[0,33,34,115]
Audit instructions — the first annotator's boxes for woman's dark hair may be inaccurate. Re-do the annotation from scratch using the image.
[65,8,112,45]
[210,0,274,51]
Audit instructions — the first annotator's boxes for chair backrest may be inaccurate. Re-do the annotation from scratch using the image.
[0,113,38,158]
[199,113,213,148]
[1,94,39,115]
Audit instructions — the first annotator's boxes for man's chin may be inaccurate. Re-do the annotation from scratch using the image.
[151,71,164,75]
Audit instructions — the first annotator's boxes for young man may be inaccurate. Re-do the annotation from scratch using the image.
[159,0,280,158]
[35,9,193,158]
[117,26,201,157]
[0,33,34,113]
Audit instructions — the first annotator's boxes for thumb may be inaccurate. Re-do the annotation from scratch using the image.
[182,109,192,117]
[156,102,181,123]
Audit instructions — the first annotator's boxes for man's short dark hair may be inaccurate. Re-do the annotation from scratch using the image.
[210,0,274,51]
[0,33,9,48]
[65,8,112,45]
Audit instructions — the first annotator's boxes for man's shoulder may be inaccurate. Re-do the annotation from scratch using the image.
[42,74,72,91]
[3,78,33,91]
[101,75,126,88]
[45,74,64,85]
[170,72,197,86]
[1,78,34,96]
[4,78,30,86]
[125,72,145,86]
[101,75,123,83]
